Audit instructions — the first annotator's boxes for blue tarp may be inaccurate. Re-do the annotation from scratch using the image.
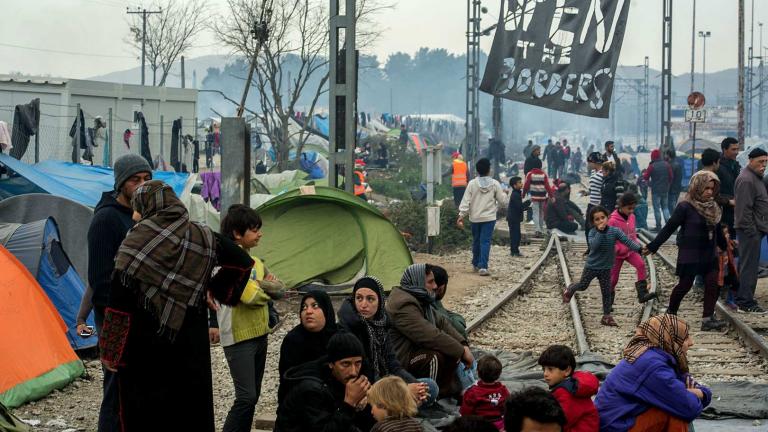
[314,115,329,137]
[0,155,189,208]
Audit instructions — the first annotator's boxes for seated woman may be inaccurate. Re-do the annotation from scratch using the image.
[545,182,580,235]
[595,314,712,432]
[337,277,438,406]
[277,290,337,403]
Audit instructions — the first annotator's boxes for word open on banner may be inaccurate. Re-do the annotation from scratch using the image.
[480,0,631,118]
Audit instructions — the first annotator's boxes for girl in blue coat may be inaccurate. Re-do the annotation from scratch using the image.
[595,314,711,432]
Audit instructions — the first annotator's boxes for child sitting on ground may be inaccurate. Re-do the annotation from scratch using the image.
[368,376,423,432]
[538,345,599,432]
[608,192,657,306]
[563,205,643,326]
[460,354,510,430]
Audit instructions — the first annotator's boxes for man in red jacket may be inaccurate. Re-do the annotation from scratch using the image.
[539,345,599,432]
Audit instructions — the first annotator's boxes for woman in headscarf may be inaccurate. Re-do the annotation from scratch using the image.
[337,276,437,405]
[99,181,254,431]
[277,289,338,404]
[595,314,711,432]
[645,170,728,331]
[386,263,471,398]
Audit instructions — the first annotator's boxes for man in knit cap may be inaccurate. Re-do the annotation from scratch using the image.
[734,147,768,313]
[275,332,373,432]
[81,153,151,431]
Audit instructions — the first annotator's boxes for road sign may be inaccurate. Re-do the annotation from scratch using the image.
[687,92,706,109]
[685,109,707,123]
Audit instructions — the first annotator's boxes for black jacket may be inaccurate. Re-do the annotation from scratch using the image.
[717,157,741,228]
[87,191,135,308]
[274,358,372,432]
[524,155,542,175]
[506,189,530,223]
[337,299,415,383]
[668,158,684,194]
[601,173,625,212]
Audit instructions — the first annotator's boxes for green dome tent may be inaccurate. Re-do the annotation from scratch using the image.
[252,186,412,291]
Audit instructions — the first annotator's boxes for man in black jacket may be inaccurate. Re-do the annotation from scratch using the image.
[666,150,683,216]
[524,145,542,175]
[507,176,531,256]
[275,333,373,432]
[717,137,741,235]
[86,154,151,432]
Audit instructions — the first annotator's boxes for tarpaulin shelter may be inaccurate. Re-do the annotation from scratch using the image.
[0,218,96,350]
[0,245,84,408]
[253,186,412,291]
[0,155,192,208]
[0,194,93,279]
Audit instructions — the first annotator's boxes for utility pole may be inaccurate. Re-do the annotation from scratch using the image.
[689,0,696,138]
[465,0,482,169]
[329,0,357,192]
[760,22,764,137]
[739,0,746,147]
[661,0,674,151]
[644,56,650,149]
[127,7,162,86]
[747,0,755,136]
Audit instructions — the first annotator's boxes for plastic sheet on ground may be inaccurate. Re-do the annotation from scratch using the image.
[421,349,768,422]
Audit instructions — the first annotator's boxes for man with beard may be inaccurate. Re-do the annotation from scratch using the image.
[275,332,374,432]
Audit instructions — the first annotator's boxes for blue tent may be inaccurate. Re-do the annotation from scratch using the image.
[0,218,97,350]
[0,155,190,208]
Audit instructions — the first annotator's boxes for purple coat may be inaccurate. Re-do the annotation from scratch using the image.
[595,348,711,432]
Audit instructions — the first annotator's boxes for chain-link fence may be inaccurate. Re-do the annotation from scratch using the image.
[0,101,210,171]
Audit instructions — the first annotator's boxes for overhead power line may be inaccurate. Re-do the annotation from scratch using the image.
[0,42,136,59]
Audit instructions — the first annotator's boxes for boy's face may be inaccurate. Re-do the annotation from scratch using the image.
[512,180,523,190]
[542,365,571,387]
[234,227,262,249]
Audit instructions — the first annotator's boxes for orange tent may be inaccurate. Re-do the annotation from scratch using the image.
[0,245,83,408]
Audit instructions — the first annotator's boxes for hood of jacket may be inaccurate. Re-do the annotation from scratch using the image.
[553,371,599,398]
[651,149,661,161]
[94,191,133,216]
[477,176,494,192]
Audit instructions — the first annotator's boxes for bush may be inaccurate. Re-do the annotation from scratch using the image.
[388,200,472,254]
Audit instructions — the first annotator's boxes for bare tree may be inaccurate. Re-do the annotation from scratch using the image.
[213,0,390,171]
[128,0,208,86]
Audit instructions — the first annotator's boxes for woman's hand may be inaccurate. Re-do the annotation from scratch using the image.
[686,376,704,400]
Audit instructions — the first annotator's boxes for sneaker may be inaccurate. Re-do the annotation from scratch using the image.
[737,303,767,314]
[701,317,727,332]
[600,315,618,326]
[478,268,490,276]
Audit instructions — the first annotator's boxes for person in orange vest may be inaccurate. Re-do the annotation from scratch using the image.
[353,159,369,201]
[450,151,469,207]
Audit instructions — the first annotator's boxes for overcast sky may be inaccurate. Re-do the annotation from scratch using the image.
[0,0,765,80]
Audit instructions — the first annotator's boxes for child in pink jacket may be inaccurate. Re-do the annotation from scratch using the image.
[608,192,657,306]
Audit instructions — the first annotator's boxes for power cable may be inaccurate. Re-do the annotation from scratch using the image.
[0,42,136,59]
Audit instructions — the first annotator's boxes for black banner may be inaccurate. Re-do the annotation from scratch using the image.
[480,0,631,118]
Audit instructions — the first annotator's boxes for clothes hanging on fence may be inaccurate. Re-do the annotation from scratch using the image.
[0,121,11,152]
[171,118,181,172]
[137,112,152,166]
[69,108,86,163]
[192,139,200,173]
[8,98,40,160]
[123,129,133,150]
[199,171,221,210]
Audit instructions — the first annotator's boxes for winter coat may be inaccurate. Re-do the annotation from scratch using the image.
[668,157,684,194]
[506,189,530,223]
[595,348,712,432]
[386,287,467,367]
[735,166,768,236]
[524,168,554,202]
[524,155,542,174]
[600,172,625,211]
[586,227,641,270]
[643,151,672,194]
[546,195,572,229]
[608,210,639,260]
[274,358,373,432]
[717,157,741,228]
[551,371,600,432]
[460,381,510,420]
[87,191,135,308]
[337,299,416,383]
[458,176,508,223]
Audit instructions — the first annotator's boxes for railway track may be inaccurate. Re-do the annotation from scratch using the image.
[468,230,768,382]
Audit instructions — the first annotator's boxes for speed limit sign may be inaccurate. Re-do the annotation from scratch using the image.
[685,109,707,123]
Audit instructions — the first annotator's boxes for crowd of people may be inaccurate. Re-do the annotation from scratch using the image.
[76,131,766,432]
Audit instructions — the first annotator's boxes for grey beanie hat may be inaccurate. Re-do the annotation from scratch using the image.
[113,154,152,191]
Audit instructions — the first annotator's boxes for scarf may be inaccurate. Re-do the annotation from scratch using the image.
[352,276,390,380]
[114,180,216,339]
[683,170,722,226]
[623,314,690,373]
[399,264,437,325]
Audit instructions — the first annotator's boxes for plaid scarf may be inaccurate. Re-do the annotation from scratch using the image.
[114,180,216,339]
[684,170,722,226]
[623,314,690,373]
